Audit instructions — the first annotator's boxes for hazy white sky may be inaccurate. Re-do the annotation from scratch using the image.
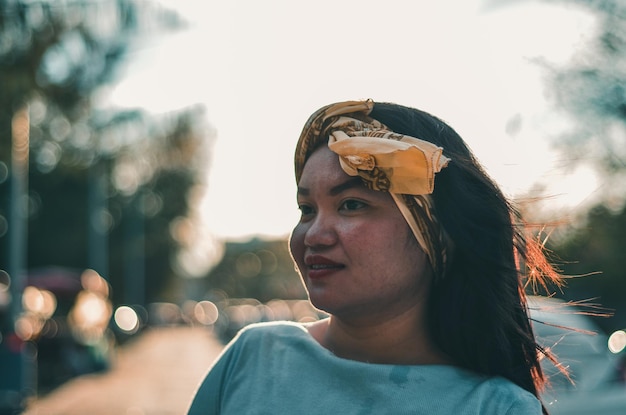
[110,0,599,242]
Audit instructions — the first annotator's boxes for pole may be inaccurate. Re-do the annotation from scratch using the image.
[4,105,36,412]
[125,191,145,307]
[87,160,109,279]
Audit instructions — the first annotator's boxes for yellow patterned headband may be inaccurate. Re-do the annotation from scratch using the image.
[295,100,451,277]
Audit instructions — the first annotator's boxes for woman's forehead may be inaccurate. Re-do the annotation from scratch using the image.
[298,146,388,200]
[300,146,347,180]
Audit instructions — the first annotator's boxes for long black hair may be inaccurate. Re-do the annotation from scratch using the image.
[370,102,561,414]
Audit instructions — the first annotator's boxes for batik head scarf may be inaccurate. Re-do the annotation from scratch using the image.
[295,100,451,278]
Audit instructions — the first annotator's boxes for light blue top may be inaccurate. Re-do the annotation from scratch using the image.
[187,321,542,415]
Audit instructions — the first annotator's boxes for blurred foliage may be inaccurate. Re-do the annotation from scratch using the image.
[547,204,626,333]
[0,0,214,307]
[539,0,626,179]
[535,0,626,332]
[201,238,306,304]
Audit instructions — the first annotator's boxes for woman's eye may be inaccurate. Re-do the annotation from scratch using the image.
[298,204,314,217]
[340,199,366,211]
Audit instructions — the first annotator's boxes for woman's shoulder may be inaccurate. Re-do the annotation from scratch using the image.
[450,369,541,413]
[441,366,536,395]
[220,320,323,366]
[405,366,540,413]
[233,320,312,344]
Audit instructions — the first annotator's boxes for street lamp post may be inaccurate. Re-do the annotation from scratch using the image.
[3,105,37,412]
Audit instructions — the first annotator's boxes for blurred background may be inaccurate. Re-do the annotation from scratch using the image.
[1,0,625,414]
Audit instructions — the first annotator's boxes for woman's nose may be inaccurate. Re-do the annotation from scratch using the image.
[303,212,337,248]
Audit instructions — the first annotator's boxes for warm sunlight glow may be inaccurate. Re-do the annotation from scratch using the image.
[110,0,597,240]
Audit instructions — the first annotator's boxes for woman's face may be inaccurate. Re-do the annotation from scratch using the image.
[289,145,432,323]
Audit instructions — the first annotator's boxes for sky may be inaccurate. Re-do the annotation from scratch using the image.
[109,0,600,244]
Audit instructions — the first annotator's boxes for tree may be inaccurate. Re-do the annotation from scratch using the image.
[539,0,626,200]
[547,204,626,333]
[486,0,626,331]
[0,0,212,302]
[23,107,214,305]
[1,0,215,406]
[0,1,213,318]
[533,0,626,332]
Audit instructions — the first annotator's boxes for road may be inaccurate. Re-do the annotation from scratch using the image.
[23,326,225,415]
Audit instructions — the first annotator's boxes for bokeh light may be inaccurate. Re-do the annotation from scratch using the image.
[69,290,113,344]
[266,299,293,321]
[115,305,140,334]
[147,302,182,326]
[235,252,262,278]
[80,268,110,297]
[0,161,8,184]
[22,286,57,319]
[193,301,219,326]
[15,314,43,341]
[608,330,626,354]
[71,291,111,328]
[0,269,10,291]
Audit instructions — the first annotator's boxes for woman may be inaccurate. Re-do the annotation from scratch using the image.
[188,100,561,414]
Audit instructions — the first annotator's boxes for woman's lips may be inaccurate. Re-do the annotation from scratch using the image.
[304,255,344,279]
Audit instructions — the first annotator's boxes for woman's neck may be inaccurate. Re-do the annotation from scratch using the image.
[307,310,450,366]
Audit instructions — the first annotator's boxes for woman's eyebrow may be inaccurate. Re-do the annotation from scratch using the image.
[329,177,364,196]
[296,177,364,197]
